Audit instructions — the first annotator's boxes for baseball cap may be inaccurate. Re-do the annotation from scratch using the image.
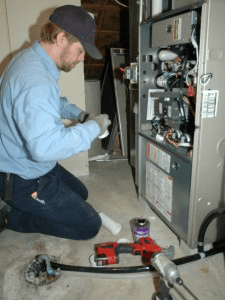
[49,5,103,60]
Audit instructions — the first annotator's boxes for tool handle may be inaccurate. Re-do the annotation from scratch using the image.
[115,244,135,255]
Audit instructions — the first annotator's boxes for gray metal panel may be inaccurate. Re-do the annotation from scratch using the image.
[129,0,140,167]
[138,134,191,242]
[129,0,140,62]
[152,11,198,47]
[129,86,138,167]
[139,22,159,132]
[110,48,129,157]
[188,0,225,248]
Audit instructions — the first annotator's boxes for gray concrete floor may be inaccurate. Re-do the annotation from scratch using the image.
[1,160,225,300]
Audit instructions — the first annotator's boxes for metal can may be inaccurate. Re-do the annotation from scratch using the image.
[130,218,150,242]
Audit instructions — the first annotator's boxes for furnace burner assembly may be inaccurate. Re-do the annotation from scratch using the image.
[138,11,199,152]
[149,43,198,148]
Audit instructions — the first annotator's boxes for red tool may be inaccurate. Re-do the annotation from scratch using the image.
[94,237,162,266]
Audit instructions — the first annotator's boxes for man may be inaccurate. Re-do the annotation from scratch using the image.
[0,5,111,240]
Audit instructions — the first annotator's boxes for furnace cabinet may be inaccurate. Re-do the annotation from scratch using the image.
[135,0,225,249]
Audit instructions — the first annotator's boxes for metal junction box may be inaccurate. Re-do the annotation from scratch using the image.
[135,0,225,249]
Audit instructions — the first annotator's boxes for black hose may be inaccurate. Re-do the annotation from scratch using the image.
[49,208,225,274]
[174,244,225,266]
[50,241,225,274]
[50,261,154,273]
[197,208,225,253]
[50,243,225,274]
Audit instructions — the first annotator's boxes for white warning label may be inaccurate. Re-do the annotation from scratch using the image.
[201,90,219,118]
[146,161,172,222]
[147,143,171,173]
[173,18,182,41]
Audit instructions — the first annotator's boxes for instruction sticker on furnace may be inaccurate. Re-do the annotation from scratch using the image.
[147,143,171,173]
[173,18,182,41]
[201,90,219,118]
[145,161,172,222]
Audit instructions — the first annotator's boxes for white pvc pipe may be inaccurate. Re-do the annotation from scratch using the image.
[152,0,163,17]
[139,0,144,23]
[99,212,121,235]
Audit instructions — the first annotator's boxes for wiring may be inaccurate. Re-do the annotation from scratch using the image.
[185,28,199,86]
[200,73,213,86]
[182,96,195,117]
[165,129,192,148]
[112,0,128,8]
[165,130,180,148]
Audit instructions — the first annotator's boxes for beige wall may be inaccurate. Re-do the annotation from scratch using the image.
[0,0,11,74]
[0,0,89,176]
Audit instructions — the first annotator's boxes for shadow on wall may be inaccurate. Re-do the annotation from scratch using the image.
[0,6,56,76]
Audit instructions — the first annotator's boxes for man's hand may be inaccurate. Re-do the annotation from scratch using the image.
[89,114,111,135]
[78,111,90,123]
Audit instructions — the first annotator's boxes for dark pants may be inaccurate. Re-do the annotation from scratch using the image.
[0,164,101,240]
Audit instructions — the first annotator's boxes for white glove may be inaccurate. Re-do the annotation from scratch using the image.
[89,114,111,136]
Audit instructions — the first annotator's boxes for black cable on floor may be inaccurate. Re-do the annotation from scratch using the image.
[50,208,225,274]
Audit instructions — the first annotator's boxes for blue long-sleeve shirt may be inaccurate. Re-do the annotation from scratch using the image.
[0,41,100,179]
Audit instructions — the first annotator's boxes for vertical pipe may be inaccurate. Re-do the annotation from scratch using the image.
[152,0,163,17]
[139,0,143,23]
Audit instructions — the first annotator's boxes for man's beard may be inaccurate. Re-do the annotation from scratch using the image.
[57,46,78,72]
[58,62,77,72]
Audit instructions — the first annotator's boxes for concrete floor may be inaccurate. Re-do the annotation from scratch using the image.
[0,159,225,300]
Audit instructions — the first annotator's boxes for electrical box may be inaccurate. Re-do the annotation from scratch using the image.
[134,0,225,249]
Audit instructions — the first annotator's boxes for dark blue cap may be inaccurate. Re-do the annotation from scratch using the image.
[49,5,103,60]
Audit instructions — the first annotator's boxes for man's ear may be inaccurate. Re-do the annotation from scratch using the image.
[55,32,67,48]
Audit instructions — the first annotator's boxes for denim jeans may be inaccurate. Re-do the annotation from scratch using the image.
[0,164,101,240]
